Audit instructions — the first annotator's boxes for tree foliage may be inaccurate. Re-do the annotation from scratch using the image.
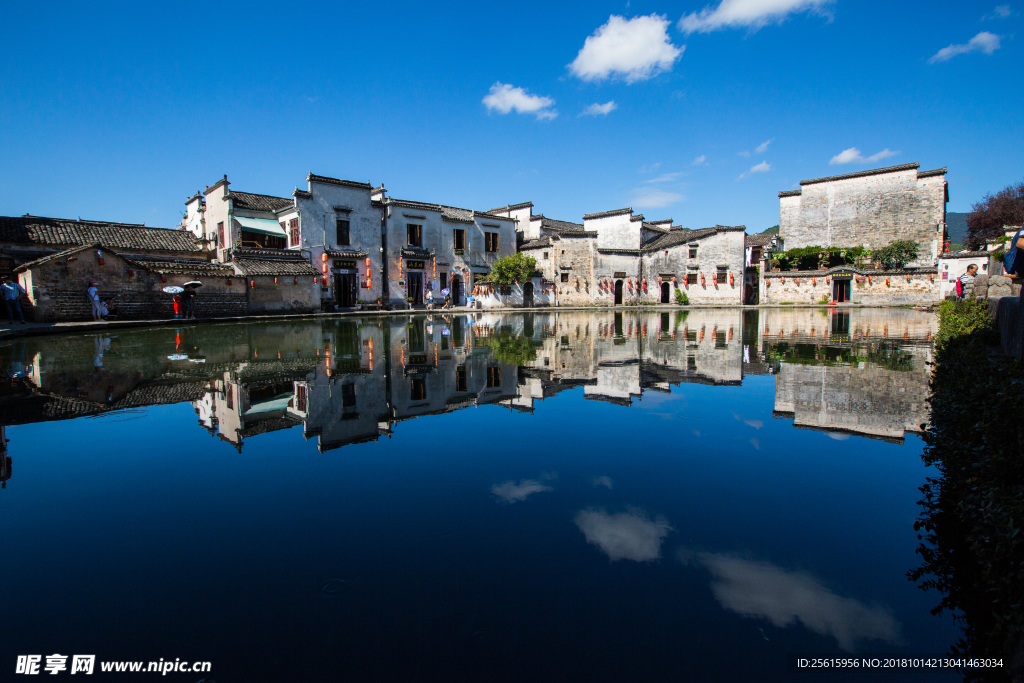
[967,179,1024,247]
[871,240,919,270]
[486,253,538,286]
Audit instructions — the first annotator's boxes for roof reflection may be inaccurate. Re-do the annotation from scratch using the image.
[0,308,938,478]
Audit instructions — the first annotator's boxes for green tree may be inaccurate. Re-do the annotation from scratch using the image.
[487,253,538,285]
[871,240,919,270]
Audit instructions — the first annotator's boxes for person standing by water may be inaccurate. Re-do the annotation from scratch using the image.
[1004,227,1024,299]
[87,281,103,321]
[425,288,434,310]
[172,293,183,319]
[180,284,197,320]
[1,276,26,324]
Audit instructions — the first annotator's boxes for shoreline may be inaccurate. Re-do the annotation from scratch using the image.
[0,302,936,341]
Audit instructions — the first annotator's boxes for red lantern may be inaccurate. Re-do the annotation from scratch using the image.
[321,276,328,286]
[274,277,278,284]
[671,277,677,284]
[66,265,71,275]
[322,263,328,274]
[127,269,135,278]
[322,253,328,263]
[160,274,167,283]
[885,278,890,286]
[250,280,255,288]
[227,278,232,286]
[97,250,104,267]
[729,272,734,286]
[293,277,298,285]
[657,276,662,284]
[700,273,706,286]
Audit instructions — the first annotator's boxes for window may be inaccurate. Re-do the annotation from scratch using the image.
[561,336,569,346]
[716,267,728,284]
[543,251,549,260]
[561,272,569,283]
[225,385,233,410]
[407,223,422,247]
[686,273,698,285]
[410,377,426,401]
[454,229,465,250]
[485,232,498,252]
[218,221,225,247]
[486,367,501,388]
[289,218,299,246]
[337,219,350,246]
[440,272,448,290]
[689,246,698,259]
[341,383,356,407]
[296,385,307,412]
[278,222,286,245]
[456,366,467,392]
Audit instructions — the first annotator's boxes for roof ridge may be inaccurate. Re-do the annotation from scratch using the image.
[799,162,921,186]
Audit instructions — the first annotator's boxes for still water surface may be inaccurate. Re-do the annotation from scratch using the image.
[0,308,958,681]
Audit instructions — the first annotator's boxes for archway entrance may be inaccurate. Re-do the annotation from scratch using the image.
[832,277,851,303]
[614,280,623,305]
[660,282,670,304]
[523,282,534,308]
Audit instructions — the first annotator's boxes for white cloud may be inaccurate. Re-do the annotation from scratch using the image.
[692,155,707,166]
[680,550,903,651]
[737,161,771,180]
[580,101,618,117]
[738,149,751,157]
[983,5,1011,19]
[680,0,833,34]
[482,82,557,120]
[575,508,673,561]
[928,32,1001,63]
[630,187,686,208]
[644,171,684,184]
[491,477,553,503]
[828,147,900,165]
[569,14,684,83]
[639,162,661,173]
[592,475,614,489]
[755,138,774,154]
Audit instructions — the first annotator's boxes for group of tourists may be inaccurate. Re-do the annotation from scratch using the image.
[424,288,453,310]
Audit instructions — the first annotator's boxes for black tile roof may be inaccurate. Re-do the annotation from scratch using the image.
[124,255,235,276]
[14,243,99,272]
[488,201,534,213]
[326,248,369,258]
[307,174,373,190]
[0,215,202,252]
[799,162,920,187]
[229,191,294,212]
[231,248,320,276]
[583,208,633,220]
[520,236,552,250]
[745,233,775,247]
[540,217,585,233]
[639,225,745,253]
[778,189,802,197]
[293,189,313,199]
[917,167,947,179]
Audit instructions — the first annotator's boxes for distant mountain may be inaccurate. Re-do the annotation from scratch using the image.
[947,212,969,245]
[759,225,779,235]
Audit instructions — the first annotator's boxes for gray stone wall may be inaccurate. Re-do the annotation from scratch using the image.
[762,269,940,304]
[780,167,945,265]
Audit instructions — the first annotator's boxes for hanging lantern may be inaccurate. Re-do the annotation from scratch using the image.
[729,272,734,286]
[322,253,328,263]
[780,277,785,283]
[811,278,816,285]
[250,280,255,288]
[657,276,662,285]
[885,278,890,287]
[66,265,72,275]
[274,277,278,285]
[642,278,647,290]
[672,276,677,284]
[700,272,706,286]
[160,274,167,283]
[906,274,912,283]
[293,277,298,285]
[227,278,232,286]
[765,279,771,287]
[97,249,105,266]
[868,276,872,283]
[321,275,328,286]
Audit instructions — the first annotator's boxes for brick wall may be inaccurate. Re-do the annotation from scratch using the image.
[762,269,940,304]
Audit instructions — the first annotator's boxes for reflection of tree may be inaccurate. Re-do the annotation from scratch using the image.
[864,342,914,372]
[767,342,856,366]
[908,312,1023,680]
[477,327,541,366]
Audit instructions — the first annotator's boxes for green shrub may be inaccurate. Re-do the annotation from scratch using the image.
[871,239,919,270]
[934,298,995,350]
[674,288,688,305]
[487,253,538,286]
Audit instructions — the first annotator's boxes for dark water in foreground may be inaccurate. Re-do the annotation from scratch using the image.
[0,308,960,681]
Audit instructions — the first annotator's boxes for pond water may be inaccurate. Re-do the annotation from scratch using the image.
[0,308,960,681]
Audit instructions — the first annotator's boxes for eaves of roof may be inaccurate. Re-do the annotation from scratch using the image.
[307,173,372,190]
[584,208,633,220]
[799,162,920,186]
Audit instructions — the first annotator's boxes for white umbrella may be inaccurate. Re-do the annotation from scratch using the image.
[162,286,184,294]
[183,281,203,287]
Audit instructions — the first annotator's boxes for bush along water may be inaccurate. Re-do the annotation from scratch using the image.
[909,298,1024,680]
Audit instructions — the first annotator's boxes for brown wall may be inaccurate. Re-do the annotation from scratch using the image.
[245,275,321,314]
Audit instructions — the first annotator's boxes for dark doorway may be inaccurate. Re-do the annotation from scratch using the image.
[523,282,534,307]
[614,280,623,305]
[451,276,463,306]
[334,273,356,307]
[833,278,851,303]
[660,282,670,303]
[408,272,423,305]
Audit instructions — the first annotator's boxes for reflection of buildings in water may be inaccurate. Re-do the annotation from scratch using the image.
[0,307,939,455]
[760,307,935,443]
[1,425,10,488]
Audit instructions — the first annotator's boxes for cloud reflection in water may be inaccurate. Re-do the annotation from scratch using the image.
[575,508,673,562]
[491,475,555,503]
[680,550,902,650]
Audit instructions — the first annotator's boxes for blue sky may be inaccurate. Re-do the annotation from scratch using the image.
[1,0,1020,232]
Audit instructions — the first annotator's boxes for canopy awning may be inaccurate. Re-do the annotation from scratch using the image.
[235,216,287,237]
